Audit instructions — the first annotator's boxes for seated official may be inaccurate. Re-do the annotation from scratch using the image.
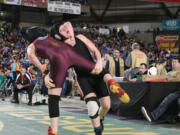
[129,63,148,82]
[105,49,124,77]
[141,56,180,123]
[12,66,34,105]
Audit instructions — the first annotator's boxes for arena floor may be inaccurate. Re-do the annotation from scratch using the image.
[0,96,180,135]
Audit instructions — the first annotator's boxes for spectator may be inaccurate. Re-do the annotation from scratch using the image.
[105,49,124,77]
[0,70,6,89]
[166,56,180,82]
[10,55,21,80]
[141,56,180,122]
[157,59,167,75]
[148,61,157,75]
[4,69,14,88]
[41,59,50,96]
[129,63,148,82]
[42,59,50,76]
[102,53,111,68]
[27,64,37,78]
[125,42,148,74]
[11,66,34,105]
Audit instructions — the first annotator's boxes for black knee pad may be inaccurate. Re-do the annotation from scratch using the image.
[48,95,60,118]
[85,97,100,119]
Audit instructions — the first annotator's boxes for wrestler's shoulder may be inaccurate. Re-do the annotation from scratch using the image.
[37,36,48,41]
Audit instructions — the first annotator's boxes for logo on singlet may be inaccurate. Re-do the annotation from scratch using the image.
[47,40,59,47]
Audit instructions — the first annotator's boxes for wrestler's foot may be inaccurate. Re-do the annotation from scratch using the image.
[48,127,58,135]
[108,79,130,103]
[94,126,102,135]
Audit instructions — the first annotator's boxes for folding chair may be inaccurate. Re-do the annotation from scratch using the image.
[32,77,43,102]
[0,79,14,98]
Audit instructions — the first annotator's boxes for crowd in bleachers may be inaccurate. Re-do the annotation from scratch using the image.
[74,23,178,72]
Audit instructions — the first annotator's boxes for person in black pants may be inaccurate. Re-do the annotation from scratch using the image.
[141,56,180,122]
[12,66,34,105]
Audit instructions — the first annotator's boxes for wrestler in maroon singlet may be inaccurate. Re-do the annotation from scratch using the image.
[33,36,95,88]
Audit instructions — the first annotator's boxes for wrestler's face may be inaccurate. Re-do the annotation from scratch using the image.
[59,22,74,39]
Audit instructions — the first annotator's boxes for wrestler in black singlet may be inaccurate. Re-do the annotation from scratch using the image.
[73,37,110,98]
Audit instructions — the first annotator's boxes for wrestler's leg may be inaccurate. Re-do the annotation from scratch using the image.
[98,96,111,131]
[48,88,61,135]
[84,93,101,127]
[103,74,130,103]
[84,93,103,135]
[93,69,130,103]
[99,96,111,119]
[47,59,70,135]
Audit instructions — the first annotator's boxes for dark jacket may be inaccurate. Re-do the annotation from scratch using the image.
[15,72,33,88]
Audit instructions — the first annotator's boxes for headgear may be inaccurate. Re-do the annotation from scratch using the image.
[21,26,49,43]
[50,23,67,42]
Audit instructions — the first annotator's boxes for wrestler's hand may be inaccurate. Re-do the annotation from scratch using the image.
[93,60,103,74]
[44,73,55,89]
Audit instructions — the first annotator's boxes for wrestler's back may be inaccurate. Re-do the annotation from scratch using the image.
[33,36,70,61]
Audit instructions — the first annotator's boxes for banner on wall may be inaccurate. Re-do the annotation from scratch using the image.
[99,28,110,35]
[21,0,47,7]
[162,19,180,31]
[4,0,21,5]
[155,33,180,52]
[48,1,81,15]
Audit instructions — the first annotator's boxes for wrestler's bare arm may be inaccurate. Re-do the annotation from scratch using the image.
[76,34,103,74]
[27,43,45,73]
[76,34,101,62]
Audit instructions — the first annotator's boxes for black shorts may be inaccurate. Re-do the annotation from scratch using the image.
[76,73,110,98]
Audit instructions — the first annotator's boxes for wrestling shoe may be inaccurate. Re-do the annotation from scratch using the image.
[108,79,130,103]
[94,126,102,135]
[141,106,154,122]
[48,126,58,135]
